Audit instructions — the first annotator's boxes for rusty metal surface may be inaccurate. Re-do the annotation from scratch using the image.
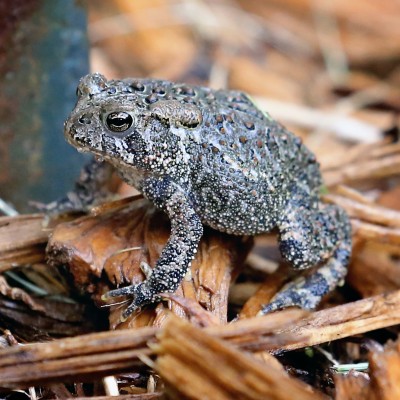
[0,0,89,212]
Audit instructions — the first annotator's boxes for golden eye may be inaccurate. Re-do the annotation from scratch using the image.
[106,111,133,133]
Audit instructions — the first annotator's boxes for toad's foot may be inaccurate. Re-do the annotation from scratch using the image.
[260,244,350,314]
[103,282,158,320]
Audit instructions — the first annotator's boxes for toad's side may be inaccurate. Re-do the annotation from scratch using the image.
[64,73,351,319]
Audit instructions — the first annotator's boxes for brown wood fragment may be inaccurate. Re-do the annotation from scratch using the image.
[155,315,327,400]
[348,243,400,298]
[0,297,93,338]
[378,184,400,211]
[351,219,400,246]
[207,309,308,352]
[334,371,370,400]
[0,214,49,271]
[0,275,45,311]
[323,153,400,187]
[0,326,157,388]
[0,214,48,251]
[320,140,400,188]
[332,185,375,204]
[0,309,305,388]
[320,140,388,171]
[160,292,221,327]
[277,290,400,351]
[368,336,400,399]
[324,193,400,228]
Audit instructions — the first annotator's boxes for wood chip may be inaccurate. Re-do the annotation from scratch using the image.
[348,243,400,298]
[0,214,49,271]
[368,336,400,399]
[155,315,327,400]
[334,371,370,400]
[276,290,400,351]
[324,193,400,228]
[323,151,400,187]
[334,336,400,399]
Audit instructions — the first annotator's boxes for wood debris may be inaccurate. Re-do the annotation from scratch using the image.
[335,336,400,399]
[1,288,400,389]
[0,214,48,272]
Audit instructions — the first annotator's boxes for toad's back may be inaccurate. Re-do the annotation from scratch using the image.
[68,75,323,235]
[107,78,322,235]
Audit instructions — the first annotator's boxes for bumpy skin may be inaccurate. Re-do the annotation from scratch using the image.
[65,73,351,319]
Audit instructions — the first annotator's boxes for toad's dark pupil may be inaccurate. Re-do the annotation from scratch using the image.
[106,112,133,132]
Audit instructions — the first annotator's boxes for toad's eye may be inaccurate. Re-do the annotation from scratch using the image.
[106,111,133,133]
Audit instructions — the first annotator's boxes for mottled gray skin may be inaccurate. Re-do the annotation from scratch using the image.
[65,73,351,319]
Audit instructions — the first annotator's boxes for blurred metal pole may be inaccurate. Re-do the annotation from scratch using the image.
[0,0,89,212]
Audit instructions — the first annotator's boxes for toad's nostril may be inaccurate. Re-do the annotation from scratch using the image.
[78,113,92,124]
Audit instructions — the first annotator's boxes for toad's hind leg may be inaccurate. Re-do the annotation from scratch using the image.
[261,198,351,314]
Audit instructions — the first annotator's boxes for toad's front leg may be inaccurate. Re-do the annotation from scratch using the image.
[104,177,203,320]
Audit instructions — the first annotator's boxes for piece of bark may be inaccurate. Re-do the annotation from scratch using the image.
[207,309,308,352]
[277,290,400,352]
[347,242,400,298]
[334,371,370,400]
[0,275,45,312]
[324,193,400,228]
[210,290,400,353]
[320,139,388,171]
[155,315,327,400]
[378,184,400,211]
[323,152,400,187]
[0,214,49,271]
[351,219,400,246]
[320,139,400,188]
[368,336,400,399]
[334,335,400,399]
[0,326,157,388]
[0,309,305,388]
[47,198,252,328]
[0,296,93,338]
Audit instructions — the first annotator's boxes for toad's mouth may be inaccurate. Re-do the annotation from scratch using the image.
[65,131,110,160]
[64,124,143,172]
[64,117,105,155]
